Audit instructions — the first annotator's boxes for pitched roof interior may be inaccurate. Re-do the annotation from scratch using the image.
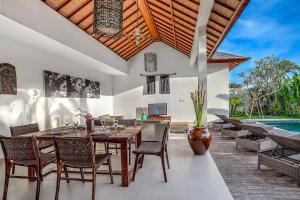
[42,0,249,61]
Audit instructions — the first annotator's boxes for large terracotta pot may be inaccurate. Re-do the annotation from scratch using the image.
[188,128,212,155]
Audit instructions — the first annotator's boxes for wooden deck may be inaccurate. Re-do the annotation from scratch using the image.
[209,130,300,200]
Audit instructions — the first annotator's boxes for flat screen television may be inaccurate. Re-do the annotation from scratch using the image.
[148,103,167,116]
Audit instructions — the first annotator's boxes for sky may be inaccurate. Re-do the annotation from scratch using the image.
[218,0,300,84]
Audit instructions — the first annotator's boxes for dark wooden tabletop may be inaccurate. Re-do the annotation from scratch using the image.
[27,126,142,143]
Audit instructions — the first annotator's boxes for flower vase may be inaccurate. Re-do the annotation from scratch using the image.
[86,119,95,133]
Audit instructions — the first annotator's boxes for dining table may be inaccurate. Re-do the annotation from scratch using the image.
[27,125,142,187]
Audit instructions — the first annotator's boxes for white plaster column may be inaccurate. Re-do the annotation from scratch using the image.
[197,26,208,126]
[190,0,214,126]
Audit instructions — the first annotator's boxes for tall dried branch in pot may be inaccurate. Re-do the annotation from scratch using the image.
[191,84,206,128]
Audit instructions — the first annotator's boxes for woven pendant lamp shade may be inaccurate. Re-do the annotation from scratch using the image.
[93,0,124,38]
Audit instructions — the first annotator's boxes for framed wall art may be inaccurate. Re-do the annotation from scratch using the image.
[44,70,100,98]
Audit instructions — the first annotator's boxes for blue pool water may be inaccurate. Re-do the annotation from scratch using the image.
[260,120,300,132]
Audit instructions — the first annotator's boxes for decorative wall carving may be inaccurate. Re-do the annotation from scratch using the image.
[0,63,17,95]
[144,52,157,72]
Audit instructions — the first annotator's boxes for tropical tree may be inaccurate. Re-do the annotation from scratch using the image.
[276,73,300,116]
[241,56,299,118]
[229,96,242,115]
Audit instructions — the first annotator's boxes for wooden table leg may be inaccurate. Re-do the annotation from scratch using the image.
[28,166,36,182]
[135,131,143,165]
[135,131,142,148]
[120,140,129,187]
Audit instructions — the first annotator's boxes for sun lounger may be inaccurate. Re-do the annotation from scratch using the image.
[258,133,300,187]
[235,124,276,152]
[212,115,231,131]
[221,119,250,138]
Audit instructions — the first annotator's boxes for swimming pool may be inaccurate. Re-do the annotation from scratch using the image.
[259,120,300,132]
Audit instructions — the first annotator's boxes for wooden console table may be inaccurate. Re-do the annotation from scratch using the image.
[147,115,171,122]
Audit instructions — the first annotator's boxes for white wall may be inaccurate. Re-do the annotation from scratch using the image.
[207,64,229,122]
[0,35,113,139]
[113,42,229,122]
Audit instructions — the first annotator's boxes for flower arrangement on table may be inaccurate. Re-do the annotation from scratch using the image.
[76,108,95,131]
[76,108,95,120]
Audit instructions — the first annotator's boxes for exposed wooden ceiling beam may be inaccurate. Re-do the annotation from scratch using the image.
[119,31,151,57]
[176,34,193,45]
[161,39,175,48]
[169,0,177,48]
[207,24,222,34]
[54,0,70,10]
[153,18,173,30]
[175,29,194,41]
[155,22,172,34]
[172,1,198,20]
[117,27,149,54]
[69,1,93,23]
[172,0,198,13]
[159,33,175,43]
[152,12,172,26]
[177,45,191,54]
[147,2,171,20]
[58,0,90,17]
[211,10,230,21]
[106,17,144,47]
[174,16,195,31]
[43,0,249,61]
[215,1,235,12]
[138,0,159,40]
[110,26,146,50]
[122,38,151,58]
[208,0,250,58]
[176,37,192,47]
[209,17,226,29]
[125,40,152,60]
[174,23,194,36]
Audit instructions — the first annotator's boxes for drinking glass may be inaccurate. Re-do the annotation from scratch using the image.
[100,120,106,130]
[113,120,119,130]
[73,121,79,129]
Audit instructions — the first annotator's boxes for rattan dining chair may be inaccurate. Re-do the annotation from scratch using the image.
[53,137,114,200]
[132,125,169,183]
[10,123,54,175]
[0,136,56,200]
[10,123,53,150]
[140,122,170,169]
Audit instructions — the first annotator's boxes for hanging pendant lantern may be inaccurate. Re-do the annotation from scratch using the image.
[93,0,124,38]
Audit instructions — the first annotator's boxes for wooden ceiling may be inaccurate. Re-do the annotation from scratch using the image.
[42,0,249,61]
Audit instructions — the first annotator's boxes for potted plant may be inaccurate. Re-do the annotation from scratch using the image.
[188,84,212,155]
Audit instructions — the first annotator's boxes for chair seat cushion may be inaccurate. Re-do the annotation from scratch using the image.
[133,142,161,155]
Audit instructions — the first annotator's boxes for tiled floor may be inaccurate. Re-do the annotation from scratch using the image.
[0,134,233,200]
